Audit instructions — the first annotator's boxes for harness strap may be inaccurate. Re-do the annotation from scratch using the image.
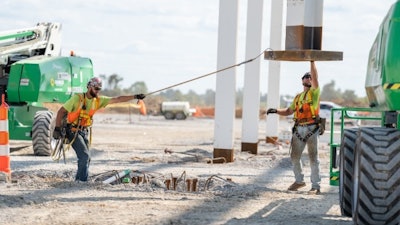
[65,118,92,150]
[89,127,92,147]
[293,90,316,121]
[69,124,92,146]
[296,118,316,125]
[293,124,320,142]
[307,91,316,118]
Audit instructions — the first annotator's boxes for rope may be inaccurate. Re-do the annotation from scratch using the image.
[145,48,271,96]
[51,137,66,162]
[51,123,90,163]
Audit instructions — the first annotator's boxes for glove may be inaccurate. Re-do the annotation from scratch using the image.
[53,127,62,139]
[135,94,146,100]
[266,108,278,115]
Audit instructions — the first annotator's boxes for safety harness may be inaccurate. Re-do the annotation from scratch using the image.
[292,90,321,142]
[52,94,101,162]
[67,93,100,147]
[293,90,318,124]
[292,125,320,142]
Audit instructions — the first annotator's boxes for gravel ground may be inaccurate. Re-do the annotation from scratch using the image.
[0,113,353,225]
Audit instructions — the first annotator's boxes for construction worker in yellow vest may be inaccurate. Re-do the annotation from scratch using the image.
[53,77,146,182]
[266,61,321,195]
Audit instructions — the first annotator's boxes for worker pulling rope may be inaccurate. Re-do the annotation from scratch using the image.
[145,48,270,96]
[50,48,268,163]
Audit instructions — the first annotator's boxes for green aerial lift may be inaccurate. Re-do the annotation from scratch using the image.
[0,22,93,156]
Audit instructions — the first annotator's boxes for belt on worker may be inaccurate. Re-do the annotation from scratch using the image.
[294,118,317,126]
[67,124,88,132]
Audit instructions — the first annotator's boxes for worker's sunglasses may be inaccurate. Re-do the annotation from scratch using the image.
[94,87,101,91]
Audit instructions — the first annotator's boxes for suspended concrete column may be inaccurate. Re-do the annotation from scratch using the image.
[285,0,323,50]
[265,0,342,61]
[213,0,239,163]
[285,0,305,50]
[241,0,264,154]
[265,0,284,143]
[304,0,323,50]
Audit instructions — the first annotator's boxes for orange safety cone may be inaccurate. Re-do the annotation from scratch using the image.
[138,100,147,116]
[0,94,10,182]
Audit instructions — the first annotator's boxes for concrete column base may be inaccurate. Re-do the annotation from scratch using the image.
[213,148,234,163]
[241,142,258,155]
[266,136,278,144]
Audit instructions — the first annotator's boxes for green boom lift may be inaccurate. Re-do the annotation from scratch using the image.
[0,22,93,156]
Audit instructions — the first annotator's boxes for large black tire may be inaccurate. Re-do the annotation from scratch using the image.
[353,127,400,225]
[339,128,358,217]
[32,111,55,156]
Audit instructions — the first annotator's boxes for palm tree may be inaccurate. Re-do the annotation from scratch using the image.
[108,74,123,90]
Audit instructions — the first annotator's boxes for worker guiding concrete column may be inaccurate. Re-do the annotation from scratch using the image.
[265,0,341,140]
[213,0,341,163]
[264,0,342,194]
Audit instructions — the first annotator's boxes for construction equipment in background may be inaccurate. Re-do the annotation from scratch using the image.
[160,101,193,120]
[0,22,93,156]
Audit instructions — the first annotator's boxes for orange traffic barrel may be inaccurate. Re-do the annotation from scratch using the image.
[0,94,10,182]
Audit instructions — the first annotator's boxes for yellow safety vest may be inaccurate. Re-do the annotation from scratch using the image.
[293,90,319,124]
[67,93,100,127]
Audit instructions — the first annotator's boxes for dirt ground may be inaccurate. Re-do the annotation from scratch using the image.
[0,113,353,225]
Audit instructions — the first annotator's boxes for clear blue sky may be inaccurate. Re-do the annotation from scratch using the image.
[1,0,397,97]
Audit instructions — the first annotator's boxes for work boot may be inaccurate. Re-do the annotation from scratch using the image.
[308,188,321,195]
[287,182,306,191]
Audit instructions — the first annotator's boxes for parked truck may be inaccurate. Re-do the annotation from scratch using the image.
[161,101,192,120]
[0,22,93,156]
[329,2,400,224]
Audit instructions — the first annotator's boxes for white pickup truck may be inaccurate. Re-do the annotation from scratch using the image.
[161,101,193,120]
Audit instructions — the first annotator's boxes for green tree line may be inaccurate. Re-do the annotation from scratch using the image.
[99,74,369,110]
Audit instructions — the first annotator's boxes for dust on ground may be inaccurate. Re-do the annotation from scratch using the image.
[1,113,352,225]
